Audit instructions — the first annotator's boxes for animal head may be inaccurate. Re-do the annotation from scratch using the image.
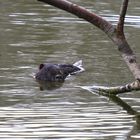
[36,63,66,82]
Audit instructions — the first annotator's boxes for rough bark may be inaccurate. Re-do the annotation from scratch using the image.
[81,80,140,95]
[115,0,140,81]
[38,0,140,94]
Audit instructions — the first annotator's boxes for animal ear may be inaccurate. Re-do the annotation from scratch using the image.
[39,64,44,70]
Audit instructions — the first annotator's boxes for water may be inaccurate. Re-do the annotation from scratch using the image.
[0,0,140,139]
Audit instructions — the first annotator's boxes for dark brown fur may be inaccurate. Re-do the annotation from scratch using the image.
[35,63,81,82]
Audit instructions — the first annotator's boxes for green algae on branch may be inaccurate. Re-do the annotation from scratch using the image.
[80,80,140,95]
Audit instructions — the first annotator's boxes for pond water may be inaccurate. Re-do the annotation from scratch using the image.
[0,0,140,139]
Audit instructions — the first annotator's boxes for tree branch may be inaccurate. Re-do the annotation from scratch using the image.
[38,0,115,37]
[81,80,140,95]
[117,0,129,36]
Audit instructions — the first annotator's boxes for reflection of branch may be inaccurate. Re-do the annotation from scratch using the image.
[110,95,140,137]
[81,85,140,138]
[81,86,138,115]
[136,115,140,129]
[98,89,140,134]
[108,95,137,115]
[110,92,140,137]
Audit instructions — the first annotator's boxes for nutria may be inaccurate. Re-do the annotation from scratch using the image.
[35,60,84,82]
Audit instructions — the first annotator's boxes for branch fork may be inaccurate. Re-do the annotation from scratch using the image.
[38,0,140,93]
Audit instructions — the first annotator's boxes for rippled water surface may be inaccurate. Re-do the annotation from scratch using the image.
[0,0,140,139]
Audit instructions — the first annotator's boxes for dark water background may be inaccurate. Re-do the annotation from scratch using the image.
[0,0,140,139]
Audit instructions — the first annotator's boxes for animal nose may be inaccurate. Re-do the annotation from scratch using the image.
[55,74,64,81]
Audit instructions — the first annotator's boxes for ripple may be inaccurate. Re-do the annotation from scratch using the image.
[102,14,140,28]
[0,101,135,139]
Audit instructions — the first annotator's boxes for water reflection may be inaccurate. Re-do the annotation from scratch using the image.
[36,80,64,90]
[81,86,140,139]
[0,97,136,139]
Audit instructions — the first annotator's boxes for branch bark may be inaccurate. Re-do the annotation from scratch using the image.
[38,0,140,92]
[81,80,140,95]
[117,0,129,36]
[38,0,115,36]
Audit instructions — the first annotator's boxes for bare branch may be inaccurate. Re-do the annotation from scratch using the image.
[38,0,115,37]
[81,80,140,95]
[117,0,129,36]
